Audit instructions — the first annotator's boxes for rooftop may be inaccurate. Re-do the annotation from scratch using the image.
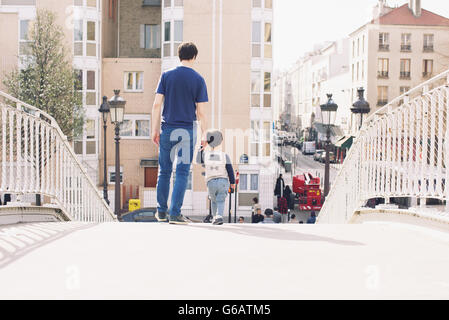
[372,3,449,27]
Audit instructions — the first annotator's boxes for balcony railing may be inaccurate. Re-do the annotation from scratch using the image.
[423,45,434,52]
[378,44,389,51]
[377,100,388,107]
[377,71,389,79]
[400,71,411,79]
[401,44,411,52]
[423,72,433,78]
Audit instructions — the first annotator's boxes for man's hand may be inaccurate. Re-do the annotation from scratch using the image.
[200,138,208,150]
[152,130,160,146]
[230,184,236,190]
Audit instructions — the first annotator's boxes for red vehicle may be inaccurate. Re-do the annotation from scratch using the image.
[292,173,323,211]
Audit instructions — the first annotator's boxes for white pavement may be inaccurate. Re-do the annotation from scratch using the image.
[1,222,449,299]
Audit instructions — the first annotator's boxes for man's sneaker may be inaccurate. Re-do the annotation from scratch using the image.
[212,216,224,225]
[169,215,190,225]
[155,212,168,222]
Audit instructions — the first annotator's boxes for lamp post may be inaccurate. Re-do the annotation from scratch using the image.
[351,87,371,131]
[108,90,126,219]
[320,94,338,198]
[98,96,110,205]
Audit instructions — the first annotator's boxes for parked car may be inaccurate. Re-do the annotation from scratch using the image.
[313,150,325,161]
[319,152,336,163]
[121,208,158,222]
[302,141,316,155]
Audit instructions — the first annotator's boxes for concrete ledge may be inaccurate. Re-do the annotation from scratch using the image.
[0,205,66,226]
[352,207,449,232]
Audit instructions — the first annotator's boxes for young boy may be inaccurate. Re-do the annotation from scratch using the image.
[197,130,235,225]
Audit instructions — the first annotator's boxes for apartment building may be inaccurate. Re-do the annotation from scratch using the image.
[349,0,449,129]
[273,39,351,140]
[0,0,276,216]
[0,0,103,183]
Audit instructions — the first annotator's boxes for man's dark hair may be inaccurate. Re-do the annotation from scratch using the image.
[178,42,198,61]
[239,216,245,221]
[264,208,273,217]
[253,197,258,204]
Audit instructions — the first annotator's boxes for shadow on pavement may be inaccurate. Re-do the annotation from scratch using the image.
[186,224,365,246]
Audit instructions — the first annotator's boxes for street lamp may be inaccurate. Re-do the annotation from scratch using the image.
[351,87,371,130]
[320,94,338,198]
[108,90,126,219]
[98,96,110,205]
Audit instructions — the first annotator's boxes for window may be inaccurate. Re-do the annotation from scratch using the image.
[264,23,272,58]
[362,35,365,53]
[252,21,261,58]
[252,0,261,7]
[400,86,410,95]
[356,62,359,81]
[377,86,388,106]
[423,59,433,78]
[378,58,389,78]
[239,173,259,191]
[251,71,261,107]
[163,21,171,57]
[120,115,151,139]
[108,166,123,185]
[264,72,271,107]
[357,38,360,56]
[265,0,272,9]
[74,119,97,156]
[250,121,260,157]
[401,33,412,52]
[174,0,183,6]
[424,34,434,52]
[163,0,171,7]
[142,24,161,49]
[361,61,365,80]
[262,121,271,157]
[74,19,83,56]
[400,59,411,79]
[86,70,96,105]
[174,20,183,54]
[74,0,97,6]
[19,20,32,56]
[86,21,96,57]
[379,33,389,51]
[125,72,144,92]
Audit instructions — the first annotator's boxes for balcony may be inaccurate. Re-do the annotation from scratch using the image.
[378,44,389,52]
[377,71,389,79]
[400,72,411,80]
[400,45,411,52]
[422,72,433,79]
[423,45,434,53]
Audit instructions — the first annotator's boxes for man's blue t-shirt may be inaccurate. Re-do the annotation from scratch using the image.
[156,66,208,128]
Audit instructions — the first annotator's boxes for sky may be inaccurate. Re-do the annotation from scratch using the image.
[273,0,449,72]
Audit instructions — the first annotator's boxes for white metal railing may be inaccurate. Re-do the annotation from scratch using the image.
[0,91,116,222]
[318,70,449,224]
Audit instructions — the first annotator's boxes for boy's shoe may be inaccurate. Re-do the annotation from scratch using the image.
[155,211,168,222]
[169,215,190,225]
[212,216,224,225]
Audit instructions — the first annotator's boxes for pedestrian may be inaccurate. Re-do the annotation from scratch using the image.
[307,211,317,224]
[274,174,285,198]
[197,129,235,225]
[238,217,245,223]
[253,207,264,223]
[290,214,297,223]
[284,185,293,210]
[262,208,275,224]
[251,197,261,223]
[152,42,209,225]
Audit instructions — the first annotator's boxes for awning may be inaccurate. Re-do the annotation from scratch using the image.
[140,158,158,167]
[335,136,354,149]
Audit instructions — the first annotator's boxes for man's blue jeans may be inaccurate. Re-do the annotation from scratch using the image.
[157,126,195,217]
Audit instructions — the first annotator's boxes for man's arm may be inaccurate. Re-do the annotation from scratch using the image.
[196,102,208,148]
[151,93,164,146]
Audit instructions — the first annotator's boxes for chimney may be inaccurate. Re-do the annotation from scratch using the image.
[409,0,422,17]
[373,0,393,20]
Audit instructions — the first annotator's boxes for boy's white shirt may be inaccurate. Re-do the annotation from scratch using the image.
[203,149,229,183]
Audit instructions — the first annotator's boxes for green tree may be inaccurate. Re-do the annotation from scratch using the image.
[3,9,84,140]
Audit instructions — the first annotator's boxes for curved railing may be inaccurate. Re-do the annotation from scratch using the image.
[0,91,116,222]
[318,70,449,223]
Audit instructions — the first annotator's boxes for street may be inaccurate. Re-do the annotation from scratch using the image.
[276,144,339,223]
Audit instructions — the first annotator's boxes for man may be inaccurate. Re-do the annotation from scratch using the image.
[151,42,208,225]
[274,174,285,198]
[253,207,264,224]
[238,217,245,223]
